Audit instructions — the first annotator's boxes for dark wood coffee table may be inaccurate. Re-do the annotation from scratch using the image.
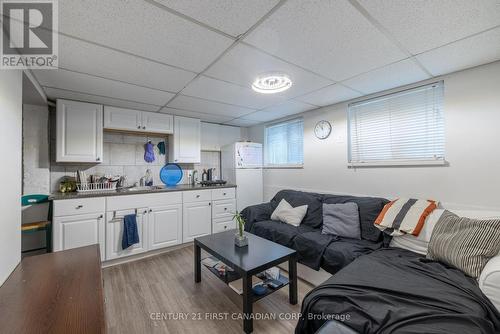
[194,230,298,333]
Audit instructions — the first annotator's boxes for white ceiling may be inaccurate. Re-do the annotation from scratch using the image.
[33,0,500,127]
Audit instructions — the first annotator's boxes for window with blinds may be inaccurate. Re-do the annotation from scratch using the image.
[264,118,304,167]
[348,81,445,166]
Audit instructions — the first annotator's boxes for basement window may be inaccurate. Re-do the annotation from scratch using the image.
[264,118,304,168]
[348,81,445,167]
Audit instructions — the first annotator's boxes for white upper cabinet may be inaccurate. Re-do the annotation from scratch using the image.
[169,116,201,163]
[104,106,141,131]
[56,99,103,163]
[104,106,173,134]
[141,111,173,134]
[201,122,242,151]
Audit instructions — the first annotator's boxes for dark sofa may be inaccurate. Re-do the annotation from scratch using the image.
[241,189,389,274]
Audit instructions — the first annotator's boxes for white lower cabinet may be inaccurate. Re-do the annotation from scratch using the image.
[53,213,105,259]
[106,208,148,260]
[183,201,212,242]
[148,204,183,250]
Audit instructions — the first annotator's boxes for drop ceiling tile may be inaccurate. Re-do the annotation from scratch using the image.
[205,43,333,99]
[59,35,196,92]
[59,0,233,72]
[342,59,431,95]
[243,100,315,122]
[154,0,280,37]
[181,75,286,109]
[295,84,361,107]
[159,107,234,123]
[167,95,255,118]
[34,69,174,106]
[416,28,500,76]
[358,0,500,54]
[244,0,406,81]
[43,87,161,112]
[224,119,261,127]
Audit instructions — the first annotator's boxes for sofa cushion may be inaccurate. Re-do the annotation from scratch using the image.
[271,199,308,226]
[321,237,383,274]
[271,190,323,228]
[251,220,315,248]
[322,202,361,239]
[293,230,339,270]
[322,195,389,242]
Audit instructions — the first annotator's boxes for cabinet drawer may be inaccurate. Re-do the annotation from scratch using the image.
[213,219,236,234]
[212,199,236,219]
[183,189,211,203]
[211,187,235,201]
[54,198,105,217]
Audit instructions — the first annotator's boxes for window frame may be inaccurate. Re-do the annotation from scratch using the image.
[347,81,446,168]
[264,117,304,168]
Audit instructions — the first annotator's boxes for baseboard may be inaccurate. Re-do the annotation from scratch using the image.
[101,242,193,268]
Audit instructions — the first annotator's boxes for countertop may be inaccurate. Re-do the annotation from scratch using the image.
[49,183,236,200]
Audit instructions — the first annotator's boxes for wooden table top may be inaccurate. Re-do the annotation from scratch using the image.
[0,245,105,334]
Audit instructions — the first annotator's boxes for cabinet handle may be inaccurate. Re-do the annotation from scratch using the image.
[76,205,83,209]
[224,226,227,229]
[143,210,148,214]
[196,195,200,198]
[96,157,101,161]
[98,214,103,219]
[224,208,227,211]
[223,193,227,196]
[149,209,153,213]
[142,126,146,130]
[209,202,211,206]
[137,125,141,129]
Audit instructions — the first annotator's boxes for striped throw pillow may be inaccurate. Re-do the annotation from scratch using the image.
[427,210,500,278]
[374,198,437,236]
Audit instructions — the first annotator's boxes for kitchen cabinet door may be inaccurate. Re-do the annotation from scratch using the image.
[106,208,148,260]
[103,106,142,132]
[53,212,105,259]
[56,99,103,163]
[170,116,201,163]
[201,122,220,151]
[182,201,211,243]
[148,204,182,250]
[141,112,173,134]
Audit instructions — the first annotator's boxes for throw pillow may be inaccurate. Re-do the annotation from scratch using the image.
[322,202,361,239]
[427,210,500,278]
[271,199,308,226]
[375,198,438,236]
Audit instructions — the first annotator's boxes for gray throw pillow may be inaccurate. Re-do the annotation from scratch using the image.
[322,203,361,239]
[427,210,500,278]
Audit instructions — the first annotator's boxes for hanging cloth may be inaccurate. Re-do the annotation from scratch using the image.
[144,141,155,163]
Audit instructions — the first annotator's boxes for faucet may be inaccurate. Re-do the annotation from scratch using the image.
[191,170,198,186]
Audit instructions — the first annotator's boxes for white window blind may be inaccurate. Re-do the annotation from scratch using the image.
[265,118,304,167]
[348,81,445,166]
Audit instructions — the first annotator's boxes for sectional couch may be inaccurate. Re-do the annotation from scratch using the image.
[241,189,389,275]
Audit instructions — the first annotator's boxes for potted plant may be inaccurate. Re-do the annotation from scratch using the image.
[233,211,248,247]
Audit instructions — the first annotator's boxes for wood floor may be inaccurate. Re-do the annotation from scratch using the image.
[102,245,314,334]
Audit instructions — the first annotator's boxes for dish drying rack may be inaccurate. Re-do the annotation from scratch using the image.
[76,182,117,193]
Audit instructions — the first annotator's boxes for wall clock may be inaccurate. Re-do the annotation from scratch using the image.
[314,120,332,139]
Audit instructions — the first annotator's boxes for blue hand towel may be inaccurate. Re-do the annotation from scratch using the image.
[122,214,139,250]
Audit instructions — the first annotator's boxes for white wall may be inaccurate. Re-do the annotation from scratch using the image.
[0,69,23,285]
[249,61,500,210]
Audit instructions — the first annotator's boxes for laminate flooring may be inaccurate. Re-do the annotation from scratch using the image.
[103,245,314,334]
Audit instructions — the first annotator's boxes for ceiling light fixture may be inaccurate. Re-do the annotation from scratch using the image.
[252,73,292,94]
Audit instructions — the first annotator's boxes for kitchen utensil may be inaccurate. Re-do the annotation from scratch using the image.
[159,163,183,186]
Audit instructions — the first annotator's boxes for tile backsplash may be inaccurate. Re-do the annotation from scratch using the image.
[50,132,221,192]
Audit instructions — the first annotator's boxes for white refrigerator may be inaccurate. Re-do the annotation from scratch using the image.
[221,142,263,212]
